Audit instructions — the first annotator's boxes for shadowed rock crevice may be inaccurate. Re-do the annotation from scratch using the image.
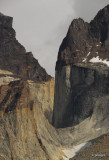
[0,80,31,113]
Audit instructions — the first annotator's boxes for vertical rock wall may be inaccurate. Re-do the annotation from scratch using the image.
[52,5,109,128]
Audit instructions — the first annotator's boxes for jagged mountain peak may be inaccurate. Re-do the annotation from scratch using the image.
[93,4,109,20]
[90,4,109,43]
[0,12,13,28]
[0,12,11,18]
[71,18,86,26]
[0,12,51,82]
[56,5,109,71]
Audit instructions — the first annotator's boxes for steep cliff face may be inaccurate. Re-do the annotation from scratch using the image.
[53,5,109,128]
[28,78,54,123]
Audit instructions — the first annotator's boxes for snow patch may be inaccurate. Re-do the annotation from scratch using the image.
[96,128,101,131]
[87,52,91,57]
[89,56,109,67]
[63,142,92,160]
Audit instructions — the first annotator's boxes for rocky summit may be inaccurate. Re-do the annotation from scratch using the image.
[53,4,109,128]
[0,13,51,82]
[55,5,109,70]
[0,4,109,160]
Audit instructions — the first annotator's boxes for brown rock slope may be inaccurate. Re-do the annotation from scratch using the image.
[0,80,62,160]
[70,134,109,160]
[28,78,54,123]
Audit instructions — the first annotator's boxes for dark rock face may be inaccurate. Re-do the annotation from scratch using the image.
[53,64,109,128]
[53,5,109,128]
[56,5,109,70]
[0,14,51,82]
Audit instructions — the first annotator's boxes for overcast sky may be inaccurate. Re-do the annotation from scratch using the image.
[0,0,109,76]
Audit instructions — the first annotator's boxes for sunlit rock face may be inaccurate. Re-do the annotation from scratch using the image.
[53,5,109,128]
[28,78,54,123]
[0,80,62,160]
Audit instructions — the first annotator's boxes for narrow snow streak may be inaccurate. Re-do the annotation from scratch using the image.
[82,52,91,62]
[89,56,109,66]
[87,52,91,57]
[63,142,92,160]
[82,58,87,62]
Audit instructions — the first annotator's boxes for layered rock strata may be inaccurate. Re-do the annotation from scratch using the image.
[0,80,62,160]
[28,78,54,123]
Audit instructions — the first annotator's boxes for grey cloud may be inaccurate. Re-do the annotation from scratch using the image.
[70,0,109,22]
[0,1,109,76]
